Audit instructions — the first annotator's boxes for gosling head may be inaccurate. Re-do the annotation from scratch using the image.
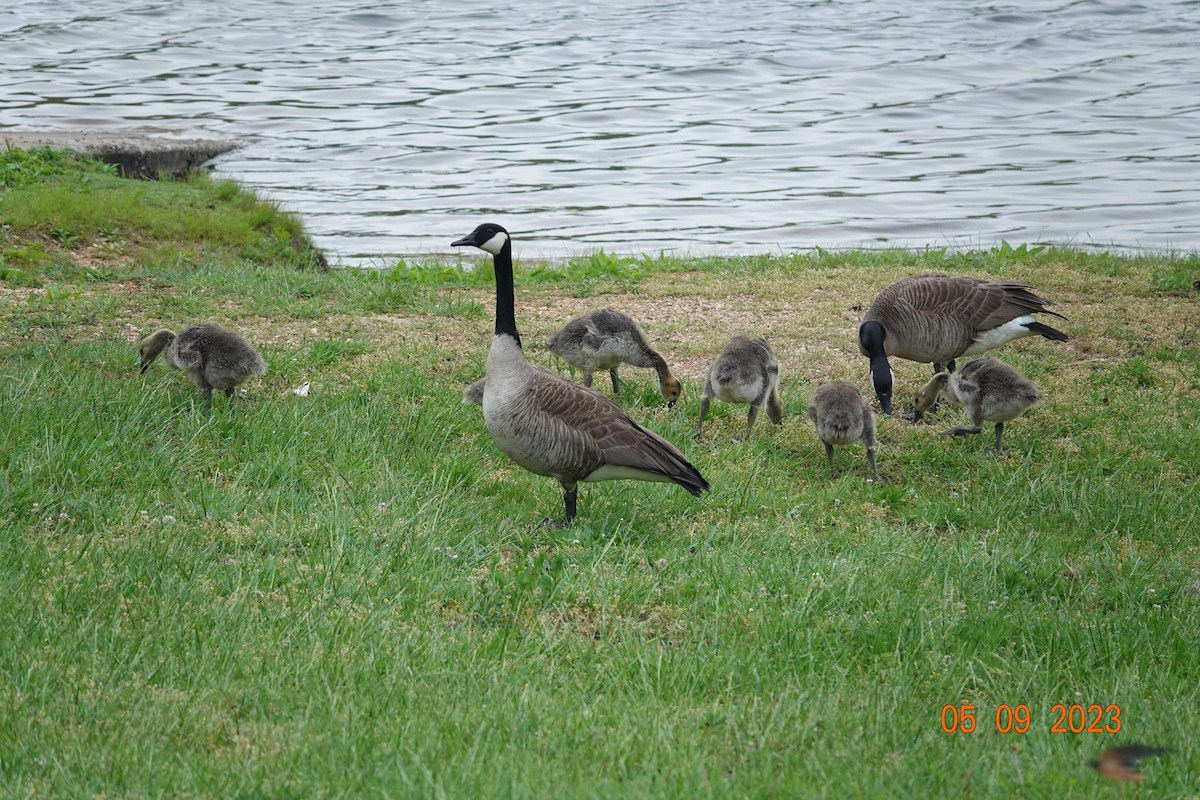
[660,373,682,408]
[912,371,951,422]
[138,329,176,374]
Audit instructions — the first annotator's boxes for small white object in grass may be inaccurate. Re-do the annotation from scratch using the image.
[293,381,311,397]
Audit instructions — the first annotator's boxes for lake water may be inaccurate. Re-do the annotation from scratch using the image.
[2,0,1199,263]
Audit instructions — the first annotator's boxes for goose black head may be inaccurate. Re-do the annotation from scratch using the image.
[452,222,510,255]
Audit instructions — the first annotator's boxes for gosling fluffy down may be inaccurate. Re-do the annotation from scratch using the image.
[138,322,267,411]
[807,381,880,482]
[695,335,783,440]
[914,357,1042,451]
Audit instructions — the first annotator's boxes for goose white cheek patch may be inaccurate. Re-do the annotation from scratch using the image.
[479,231,509,255]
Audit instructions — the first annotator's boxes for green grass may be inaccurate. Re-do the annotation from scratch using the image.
[2,149,1200,797]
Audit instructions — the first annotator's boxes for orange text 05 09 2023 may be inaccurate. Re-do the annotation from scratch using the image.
[940,704,1122,734]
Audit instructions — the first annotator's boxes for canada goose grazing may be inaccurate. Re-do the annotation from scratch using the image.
[695,335,784,441]
[546,308,682,406]
[807,381,880,482]
[913,357,1043,451]
[138,322,267,412]
[451,222,709,525]
[858,274,1067,415]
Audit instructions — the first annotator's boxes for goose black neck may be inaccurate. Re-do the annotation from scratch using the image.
[859,321,893,413]
[492,239,521,347]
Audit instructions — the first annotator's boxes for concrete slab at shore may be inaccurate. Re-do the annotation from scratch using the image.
[1,130,238,179]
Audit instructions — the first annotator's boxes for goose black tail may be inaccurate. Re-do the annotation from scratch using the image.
[1024,320,1069,342]
[673,466,711,497]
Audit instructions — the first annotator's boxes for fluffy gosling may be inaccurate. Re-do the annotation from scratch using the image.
[695,335,783,440]
[807,381,880,481]
[914,357,1042,451]
[139,322,266,412]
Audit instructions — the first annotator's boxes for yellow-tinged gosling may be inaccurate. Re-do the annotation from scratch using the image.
[914,357,1042,451]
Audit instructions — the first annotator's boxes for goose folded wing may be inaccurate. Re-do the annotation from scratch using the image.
[526,373,696,479]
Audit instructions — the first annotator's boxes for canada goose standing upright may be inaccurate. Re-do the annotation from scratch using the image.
[807,381,880,481]
[913,357,1042,451]
[858,274,1067,415]
[546,308,682,406]
[695,335,784,441]
[138,322,267,412]
[451,222,709,525]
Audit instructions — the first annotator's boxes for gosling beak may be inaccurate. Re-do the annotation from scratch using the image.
[140,361,151,374]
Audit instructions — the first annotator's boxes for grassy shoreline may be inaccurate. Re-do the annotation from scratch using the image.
[2,149,1198,797]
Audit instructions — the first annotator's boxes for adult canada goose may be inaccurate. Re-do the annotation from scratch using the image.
[695,335,784,441]
[913,357,1042,451]
[858,274,1067,415]
[807,381,880,482]
[546,308,682,406]
[451,222,709,525]
[138,322,266,412]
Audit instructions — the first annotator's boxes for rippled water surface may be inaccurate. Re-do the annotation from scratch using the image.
[3,0,1199,262]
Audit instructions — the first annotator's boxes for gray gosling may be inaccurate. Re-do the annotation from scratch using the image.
[463,378,485,406]
[858,274,1067,415]
[452,222,709,526]
[913,357,1042,451]
[547,308,682,406]
[138,322,267,412]
[695,335,783,441]
[807,381,880,482]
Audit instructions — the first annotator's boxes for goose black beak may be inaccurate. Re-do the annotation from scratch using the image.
[451,234,476,248]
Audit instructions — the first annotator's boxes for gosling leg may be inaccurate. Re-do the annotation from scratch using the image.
[865,445,880,482]
[694,397,711,441]
[741,404,760,441]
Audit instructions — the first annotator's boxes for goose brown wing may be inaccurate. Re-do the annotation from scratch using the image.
[526,371,709,494]
[974,281,1067,331]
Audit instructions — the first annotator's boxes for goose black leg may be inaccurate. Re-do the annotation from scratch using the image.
[543,483,579,528]
[609,368,621,396]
